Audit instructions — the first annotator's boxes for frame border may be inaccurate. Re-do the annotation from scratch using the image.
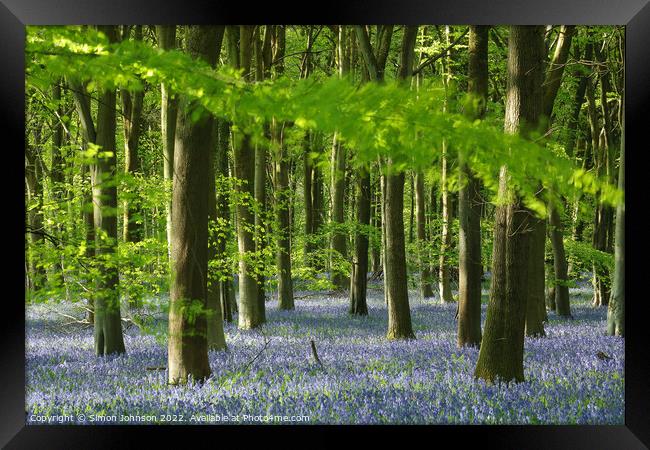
[4,1,649,447]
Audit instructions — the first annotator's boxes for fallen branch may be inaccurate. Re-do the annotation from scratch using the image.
[310,339,324,368]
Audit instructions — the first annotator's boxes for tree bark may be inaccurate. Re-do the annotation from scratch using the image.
[329,28,350,291]
[69,82,97,323]
[415,172,434,298]
[92,26,126,357]
[543,25,576,319]
[438,26,455,304]
[607,89,624,336]
[25,127,46,293]
[457,25,487,348]
[385,25,418,340]
[349,25,393,313]
[121,26,145,247]
[233,25,264,329]
[156,25,179,262]
[215,118,234,322]
[273,119,294,310]
[525,217,547,337]
[350,166,370,315]
[168,25,222,384]
[204,28,227,351]
[475,25,545,383]
[330,132,348,290]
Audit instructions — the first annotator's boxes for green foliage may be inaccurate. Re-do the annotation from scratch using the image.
[564,239,614,286]
[26,26,622,215]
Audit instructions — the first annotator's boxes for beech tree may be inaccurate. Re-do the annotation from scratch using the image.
[156,25,178,260]
[329,25,350,291]
[543,25,576,319]
[232,25,265,329]
[350,25,393,315]
[457,25,488,348]
[475,25,545,382]
[168,25,222,383]
[384,25,418,340]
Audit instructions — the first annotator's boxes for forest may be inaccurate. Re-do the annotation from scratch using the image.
[25,24,624,424]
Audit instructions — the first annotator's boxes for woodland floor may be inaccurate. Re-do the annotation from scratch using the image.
[26,282,624,425]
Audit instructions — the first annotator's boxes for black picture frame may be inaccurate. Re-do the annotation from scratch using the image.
[4,0,649,447]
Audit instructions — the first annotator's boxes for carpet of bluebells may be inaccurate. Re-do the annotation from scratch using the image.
[26,282,624,425]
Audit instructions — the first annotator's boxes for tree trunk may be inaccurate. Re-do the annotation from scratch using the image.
[330,132,348,290]
[205,29,227,351]
[274,119,294,310]
[438,25,455,304]
[607,90,624,336]
[370,176,382,274]
[121,26,145,247]
[525,217,547,337]
[408,173,415,244]
[50,80,67,292]
[543,25,576,319]
[348,25,393,312]
[92,26,126,357]
[25,128,46,294]
[303,131,314,261]
[415,172,434,298]
[457,25,487,348]
[439,144,454,303]
[157,25,179,262]
[385,169,414,339]
[550,206,571,317]
[254,136,267,320]
[329,26,351,291]
[233,25,264,329]
[475,25,545,383]
[215,118,234,323]
[385,25,418,340]
[168,25,222,384]
[350,167,370,315]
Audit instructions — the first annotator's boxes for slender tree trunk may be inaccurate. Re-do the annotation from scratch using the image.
[408,173,415,244]
[25,129,46,293]
[438,26,455,304]
[475,25,545,383]
[91,26,126,357]
[252,28,268,320]
[254,137,267,319]
[329,26,350,291]
[385,25,418,340]
[207,127,228,349]
[215,118,234,323]
[542,25,576,318]
[550,206,571,316]
[350,167,370,315]
[168,26,222,383]
[607,89,624,336]
[370,176,382,274]
[233,25,264,329]
[415,172,434,298]
[439,144,454,303]
[303,131,314,260]
[204,29,227,350]
[330,132,348,290]
[457,25,487,348]
[121,26,145,247]
[157,25,179,261]
[274,119,294,310]
[348,25,393,311]
[81,141,97,322]
[50,80,67,292]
